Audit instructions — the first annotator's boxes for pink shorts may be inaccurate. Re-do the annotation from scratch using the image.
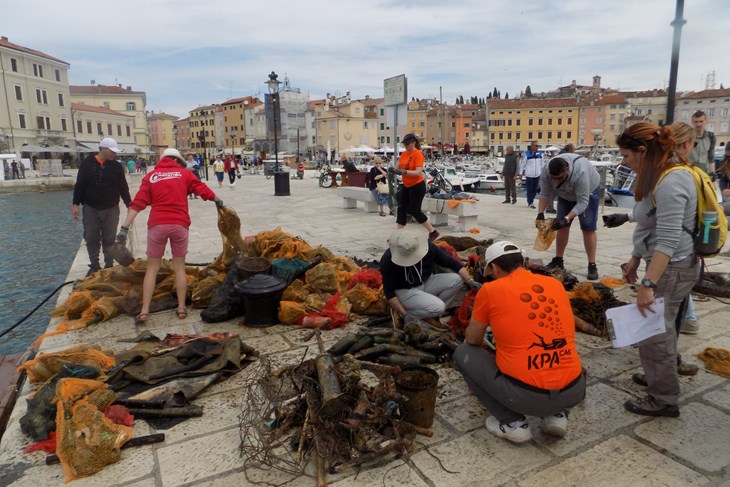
[146,224,189,258]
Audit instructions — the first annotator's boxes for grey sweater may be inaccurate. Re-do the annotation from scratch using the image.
[539,153,600,216]
[631,169,697,261]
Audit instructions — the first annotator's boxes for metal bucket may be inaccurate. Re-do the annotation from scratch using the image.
[395,366,439,428]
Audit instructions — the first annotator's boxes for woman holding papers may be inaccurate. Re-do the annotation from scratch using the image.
[616,123,699,418]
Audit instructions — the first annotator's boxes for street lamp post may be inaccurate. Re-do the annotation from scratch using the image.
[266,71,289,196]
[197,131,208,181]
[230,127,237,159]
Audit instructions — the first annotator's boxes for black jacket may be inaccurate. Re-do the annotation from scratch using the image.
[380,242,463,299]
[72,154,131,210]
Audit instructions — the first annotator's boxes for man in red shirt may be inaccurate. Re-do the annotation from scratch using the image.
[453,241,585,443]
[116,148,223,324]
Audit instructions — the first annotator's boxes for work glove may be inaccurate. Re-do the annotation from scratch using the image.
[602,213,630,228]
[534,212,545,230]
[535,212,545,221]
[468,279,483,291]
[388,167,405,175]
[116,226,128,246]
[551,217,571,231]
[710,173,717,182]
[215,197,224,208]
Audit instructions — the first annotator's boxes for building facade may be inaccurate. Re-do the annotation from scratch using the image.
[146,111,178,159]
[675,88,730,146]
[72,103,135,150]
[221,96,260,155]
[173,117,191,155]
[188,104,220,159]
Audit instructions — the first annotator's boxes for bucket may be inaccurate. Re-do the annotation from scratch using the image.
[395,366,439,428]
[236,257,272,280]
[234,274,287,327]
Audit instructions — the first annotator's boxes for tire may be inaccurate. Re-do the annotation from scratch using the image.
[319,174,333,188]
[440,177,453,192]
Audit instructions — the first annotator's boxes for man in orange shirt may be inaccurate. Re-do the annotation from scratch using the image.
[453,241,585,443]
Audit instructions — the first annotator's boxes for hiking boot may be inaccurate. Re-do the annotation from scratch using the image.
[486,416,532,444]
[586,263,599,280]
[624,396,679,417]
[501,200,510,204]
[545,207,557,214]
[428,230,440,242]
[632,373,648,387]
[543,411,568,438]
[679,320,699,335]
[545,257,565,271]
[677,362,699,376]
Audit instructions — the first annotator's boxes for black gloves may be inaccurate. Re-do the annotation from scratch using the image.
[536,212,545,221]
[602,213,630,228]
[388,167,405,175]
[116,226,128,246]
[710,173,717,182]
[215,197,224,208]
[468,279,483,291]
[551,217,571,231]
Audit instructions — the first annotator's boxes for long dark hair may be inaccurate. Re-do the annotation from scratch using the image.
[616,122,687,200]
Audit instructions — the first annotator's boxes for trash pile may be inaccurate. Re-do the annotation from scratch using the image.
[18,334,257,481]
[567,282,629,337]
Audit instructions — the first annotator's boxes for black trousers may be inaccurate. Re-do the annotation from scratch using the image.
[82,205,120,268]
[397,180,428,226]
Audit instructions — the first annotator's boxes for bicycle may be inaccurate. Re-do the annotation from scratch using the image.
[318,164,333,188]
[427,167,453,192]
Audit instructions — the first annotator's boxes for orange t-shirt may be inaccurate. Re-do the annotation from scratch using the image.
[472,268,582,390]
[399,149,425,187]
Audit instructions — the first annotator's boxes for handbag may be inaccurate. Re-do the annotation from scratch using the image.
[376,181,389,194]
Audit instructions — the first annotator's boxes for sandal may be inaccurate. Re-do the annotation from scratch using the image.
[176,307,188,320]
[135,313,149,325]
[379,211,386,217]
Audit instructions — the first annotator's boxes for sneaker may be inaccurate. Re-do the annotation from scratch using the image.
[485,416,532,444]
[528,204,536,209]
[545,207,557,214]
[677,362,699,376]
[545,257,565,271]
[679,320,699,335]
[624,396,679,417]
[511,200,517,205]
[586,263,599,280]
[501,200,510,204]
[543,411,568,438]
[428,230,440,242]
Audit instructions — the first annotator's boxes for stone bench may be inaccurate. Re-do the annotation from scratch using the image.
[422,198,479,231]
[337,186,378,213]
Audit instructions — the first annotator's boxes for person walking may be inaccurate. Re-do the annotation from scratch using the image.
[536,152,601,280]
[224,155,239,190]
[453,241,585,443]
[616,122,700,417]
[71,137,132,275]
[126,158,136,175]
[116,148,223,324]
[10,160,20,179]
[390,133,440,241]
[502,146,519,204]
[690,110,716,176]
[185,154,201,199]
[519,141,544,209]
[213,155,225,188]
[368,156,390,216]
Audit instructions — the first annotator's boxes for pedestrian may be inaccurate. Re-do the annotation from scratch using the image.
[71,138,132,275]
[213,155,225,188]
[616,122,700,417]
[10,159,20,179]
[380,227,479,327]
[390,133,441,241]
[535,152,601,280]
[185,154,201,199]
[518,141,544,209]
[116,148,223,324]
[501,146,519,204]
[453,241,585,443]
[140,159,147,175]
[224,155,239,190]
[368,156,390,216]
[18,160,26,178]
[689,110,716,176]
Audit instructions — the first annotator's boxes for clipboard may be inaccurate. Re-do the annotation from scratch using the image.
[605,298,666,348]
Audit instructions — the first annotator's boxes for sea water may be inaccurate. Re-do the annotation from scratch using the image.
[0,190,82,355]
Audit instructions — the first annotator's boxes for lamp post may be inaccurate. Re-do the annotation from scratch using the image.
[197,131,208,181]
[230,127,237,159]
[266,71,289,196]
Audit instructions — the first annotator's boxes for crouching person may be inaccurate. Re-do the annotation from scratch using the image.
[380,227,479,327]
[453,241,585,443]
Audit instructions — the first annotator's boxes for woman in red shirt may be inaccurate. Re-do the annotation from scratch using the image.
[392,133,440,240]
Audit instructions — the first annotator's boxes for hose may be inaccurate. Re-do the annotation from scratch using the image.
[0,280,74,340]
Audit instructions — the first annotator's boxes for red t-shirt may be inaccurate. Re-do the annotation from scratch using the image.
[399,149,424,187]
[472,268,582,390]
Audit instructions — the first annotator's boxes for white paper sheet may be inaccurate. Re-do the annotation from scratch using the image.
[605,298,666,348]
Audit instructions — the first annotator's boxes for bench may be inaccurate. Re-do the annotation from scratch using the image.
[337,187,378,213]
[422,198,479,231]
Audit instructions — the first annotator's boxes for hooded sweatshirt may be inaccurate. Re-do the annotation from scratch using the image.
[539,153,600,216]
[380,242,463,299]
[130,157,217,229]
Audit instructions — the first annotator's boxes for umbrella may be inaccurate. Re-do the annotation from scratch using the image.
[12,145,45,152]
[44,145,73,153]
[545,146,561,152]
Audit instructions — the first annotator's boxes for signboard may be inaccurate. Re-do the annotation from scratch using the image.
[384,75,407,106]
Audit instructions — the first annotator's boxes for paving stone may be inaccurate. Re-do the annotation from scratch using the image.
[436,393,488,433]
[518,435,708,486]
[577,346,640,382]
[611,366,726,402]
[634,402,730,472]
[410,427,552,485]
[702,383,730,411]
[158,388,244,445]
[329,460,429,487]
[434,365,469,403]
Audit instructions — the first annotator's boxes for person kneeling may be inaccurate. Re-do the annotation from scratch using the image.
[453,241,586,444]
[380,228,479,327]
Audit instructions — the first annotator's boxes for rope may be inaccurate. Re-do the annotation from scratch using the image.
[0,280,74,340]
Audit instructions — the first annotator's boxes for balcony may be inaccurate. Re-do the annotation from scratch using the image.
[39,129,66,137]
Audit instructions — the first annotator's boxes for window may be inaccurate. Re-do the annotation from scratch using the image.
[55,69,61,81]
[463,123,469,128]
[490,132,495,140]
[528,132,533,139]
[567,131,572,139]
[380,122,385,130]
[557,131,562,139]
[619,113,625,121]
[557,118,562,125]
[507,119,512,126]
[126,126,131,137]
[36,89,48,104]
[14,85,22,101]
[86,121,92,133]
[548,118,552,125]
[597,107,602,113]
[364,121,369,129]
[580,118,586,125]
[567,117,572,125]
[610,124,615,131]
[537,131,543,139]
[328,120,334,129]
[58,93,64,106]
[19,114,26,129]
[77,120,83,133]
[528,118,534,126]
[11,58,18,72]
[37,116,50,129]
[547,131,552,139]
[107,123,113,135]
[636,109,642,115]
[33,63,43,77]
[126,102,136,111]
[596,117,603,124]
[515,132,520,140]
[610,113,616,120]
[97,122,103,135]
[681,110,688,120]
[117,125,122,136]
[707,108,714,117]
[61,118,67,131]
[516,119,521,126]
[507,132,512,140]
[721,108,729,117]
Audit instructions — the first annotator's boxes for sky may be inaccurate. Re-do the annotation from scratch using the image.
[3,0,728,118]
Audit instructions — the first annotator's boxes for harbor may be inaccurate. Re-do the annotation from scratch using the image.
[0,170,729,486]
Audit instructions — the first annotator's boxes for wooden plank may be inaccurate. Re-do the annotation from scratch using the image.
[0,353,24,442]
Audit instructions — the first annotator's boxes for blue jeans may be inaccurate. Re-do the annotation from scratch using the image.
[525,177,540,205]
[556,187,600,231]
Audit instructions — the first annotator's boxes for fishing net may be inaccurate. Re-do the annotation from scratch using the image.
[282,279,310,303]
[278,301,307,325]
[698,347,730,378]
[347,268,382,290]
[344,283,381,314]
[19,345,116,384]
[306,263,340,293]
[534,219,556,251]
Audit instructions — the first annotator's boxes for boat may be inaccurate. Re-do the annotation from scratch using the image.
[439,166,482,191]
[464,171,505,190]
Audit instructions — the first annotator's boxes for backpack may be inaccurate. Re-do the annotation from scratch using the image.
[654,165,727,257]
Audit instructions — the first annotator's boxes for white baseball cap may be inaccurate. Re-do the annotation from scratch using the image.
[99,137,120,153]
[484,241,523,266]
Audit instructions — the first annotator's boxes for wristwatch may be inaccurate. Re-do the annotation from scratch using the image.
[640,278,656,289]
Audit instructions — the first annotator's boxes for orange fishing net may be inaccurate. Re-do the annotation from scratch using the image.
[533,219,556,252]
[567,282,602,303]
[19,345,116,384]
[698,347,730,378]
[599,277,626,288]
[278,301,307,325]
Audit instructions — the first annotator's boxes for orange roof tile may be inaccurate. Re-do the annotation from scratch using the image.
[678,88,730,99]
[0,36,69,65]
[70,84,145,95]
[221,96,262,106]
[71,103,133,117]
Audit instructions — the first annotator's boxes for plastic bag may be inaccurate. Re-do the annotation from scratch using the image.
[533,219,556,251]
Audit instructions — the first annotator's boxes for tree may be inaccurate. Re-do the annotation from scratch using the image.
[525,85,532,97]
[721,83,725,89]
[505,92,509,99]
[497,90,501,98]
[492,87,498,98]
[487,93,492,99]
